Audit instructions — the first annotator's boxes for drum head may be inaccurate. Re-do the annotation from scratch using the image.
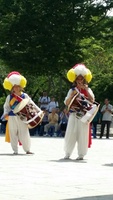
[13,99,29,114]
[68,92,79,111]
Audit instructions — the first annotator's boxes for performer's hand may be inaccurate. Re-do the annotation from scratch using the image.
[80,83,88,90]
[4,114,9,120]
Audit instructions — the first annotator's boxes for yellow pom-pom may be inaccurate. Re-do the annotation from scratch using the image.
[67,69,76,82]
[84,69,92,83]
[3,78,13,90]
[20,75,27,88]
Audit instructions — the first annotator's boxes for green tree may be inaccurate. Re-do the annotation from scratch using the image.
[0,0,113,75]
[79,28,113,104]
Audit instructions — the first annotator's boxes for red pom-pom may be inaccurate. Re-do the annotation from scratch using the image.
[7,71,20,78]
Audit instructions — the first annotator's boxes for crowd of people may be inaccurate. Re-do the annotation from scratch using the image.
[26,90,69,137]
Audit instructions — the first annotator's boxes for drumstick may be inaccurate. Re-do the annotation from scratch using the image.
[12,93,23,102]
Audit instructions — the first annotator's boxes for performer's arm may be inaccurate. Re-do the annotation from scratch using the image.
[83,85,94,103]
[3,95,11,118]
[85,87,94,102]
[64,89,77,106]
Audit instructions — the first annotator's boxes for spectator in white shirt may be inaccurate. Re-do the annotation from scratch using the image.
[47,97,59,113]
[38,91,50,110]
[100,98,113,139]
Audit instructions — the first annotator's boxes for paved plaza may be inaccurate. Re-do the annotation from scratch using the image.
[0,134,113,200]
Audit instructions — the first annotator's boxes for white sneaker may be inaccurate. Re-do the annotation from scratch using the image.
[13,152,18,155]
[64,154,70,159]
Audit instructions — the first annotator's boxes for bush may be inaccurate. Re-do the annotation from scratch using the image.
[0,96,6,117]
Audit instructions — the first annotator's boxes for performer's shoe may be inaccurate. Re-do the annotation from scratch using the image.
[26,151,34,154]
[13,152,18,155]
[64,154,70,159]
[76,156,83,160]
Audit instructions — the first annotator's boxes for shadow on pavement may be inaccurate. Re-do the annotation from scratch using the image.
[49,158,87,163]
[0,153,27,156]
[62,194,113,200]
[103,163,113,167]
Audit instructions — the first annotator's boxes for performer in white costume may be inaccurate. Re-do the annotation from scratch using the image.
[64,63,96,160]
[3,71,33,155]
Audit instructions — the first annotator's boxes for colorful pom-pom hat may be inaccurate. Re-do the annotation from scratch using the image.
[3,71,27,91]
[67,63,92,83]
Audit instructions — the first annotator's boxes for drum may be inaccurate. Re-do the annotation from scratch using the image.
[13,99,44,129]
[68,93,100,123]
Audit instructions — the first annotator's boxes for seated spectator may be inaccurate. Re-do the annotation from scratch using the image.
[92,109,101,138]
[59,108,69,137]
[47,97,59,113]
[56,107,61,124]
[38,108,49,136]
[38,91,50,110]
[44,108,59,137]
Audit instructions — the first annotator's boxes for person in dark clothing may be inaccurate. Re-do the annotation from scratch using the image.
[92,109,101,138]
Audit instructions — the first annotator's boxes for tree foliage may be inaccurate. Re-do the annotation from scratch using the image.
[79,21,113,104]
[0,0,113,74]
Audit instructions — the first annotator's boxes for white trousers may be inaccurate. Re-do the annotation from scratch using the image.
[8,115,31,153]
[64,112,89,158]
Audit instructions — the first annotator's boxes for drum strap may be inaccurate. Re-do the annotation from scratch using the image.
[11,93,23,102]
[74,87,93,105]
[10,97,18,107]
[74,87,88,98]
[10,93,25,108]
